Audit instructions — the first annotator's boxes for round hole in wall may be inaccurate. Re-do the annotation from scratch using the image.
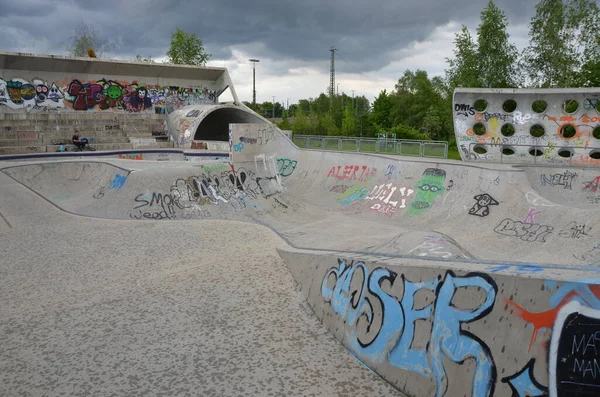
[474,99,488,112]
[558,148,574,158]
[593,126,600,140]
[532,100,548,113]
[563,99,579,114]
[529,147,544,157]
[473,123,487,136]
[530,124,545,138]
[473,145,488,154]
[502,146,515,155]
[501,123,515,137]
[503,99,517,113]
[590,150,600,160]
[560,124,577,139]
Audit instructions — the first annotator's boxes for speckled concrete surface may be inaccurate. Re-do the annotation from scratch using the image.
[0,174,405,397]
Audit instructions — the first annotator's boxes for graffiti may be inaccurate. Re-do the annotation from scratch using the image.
[384,163,399,178]
[558,222,592,239]
[327,165,377,182]
[185,109,201,118]
[233,142,244,152]
[337,187,369,207]
[0,78,65,110]
[365,183,414,215]
[573,243,600,266]
[191,141,208,150]
[550,302,600,396]
[0,77,216,113]
[494,218,553,242]
[239,136,258,144]
[104,124,121,130]
[50,139,69,146]
[502,359,548,397]
[583,97,599,110]
[469,194,499,217]
[321,260,497,397]
[524,208,542,224]
[454,103,476,116]
[131,192,211,220]
[276,158,297,177]
[543,141,557,159]
[587,196,600,204]
[109,174,127,190]
[507,280,600,354]
[487,264,543,275]
[583,176,600,193]
[330,185,350,194]
[117,153,143,160]
[408,168,446,216]
[475,112,512,123]
[17,131,38,140]
[541,171,578,190]
[408,235,460,259]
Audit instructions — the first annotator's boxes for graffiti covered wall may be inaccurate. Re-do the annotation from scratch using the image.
[453,88,600,167]
[281,251,600,397]
[0,76,217,113]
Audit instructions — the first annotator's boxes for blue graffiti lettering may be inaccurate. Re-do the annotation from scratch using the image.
[321,259,497,397]
[109,174,127,190]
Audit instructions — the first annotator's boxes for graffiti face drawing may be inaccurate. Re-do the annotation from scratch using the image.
[408,168,446,216]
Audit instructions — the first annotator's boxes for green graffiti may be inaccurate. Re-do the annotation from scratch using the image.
[408,168,446,216]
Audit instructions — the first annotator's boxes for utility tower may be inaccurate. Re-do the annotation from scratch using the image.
[329,46,336,100]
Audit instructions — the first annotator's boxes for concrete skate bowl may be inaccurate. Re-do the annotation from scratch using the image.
[3,122,600,397]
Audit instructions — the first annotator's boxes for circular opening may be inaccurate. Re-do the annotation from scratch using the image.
[560,124,577,139]
[473,123,486,136]
[474,99,488,112]
[501,123,515,137]
[563,99,579,114]
[594,126,600,140]
[502,146,515,155]
[530,124,545,138]
[558,148,574,158]
[532,100,548,113]
[590,150,600,160]
[473,145,488,154]
[503,99,517,113]
[529,147,543,157]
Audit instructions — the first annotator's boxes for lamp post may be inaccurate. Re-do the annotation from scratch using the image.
[249,59,260,107]
[287,98,290,118]
[272,96,276,119]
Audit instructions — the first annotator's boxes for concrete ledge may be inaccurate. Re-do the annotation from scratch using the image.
[278,248,600,397]
[0,145,47,154]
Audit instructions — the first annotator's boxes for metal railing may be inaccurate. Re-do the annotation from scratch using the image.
[292,135,448,159]
[466,142,600,166]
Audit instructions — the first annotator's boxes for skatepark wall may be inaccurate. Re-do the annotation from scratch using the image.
[453,88,600,167]
[278,248,600,397]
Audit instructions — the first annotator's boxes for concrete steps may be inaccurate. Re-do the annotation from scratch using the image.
[0,111,169,155]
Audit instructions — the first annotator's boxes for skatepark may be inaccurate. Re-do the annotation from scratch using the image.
[2,52,600,396]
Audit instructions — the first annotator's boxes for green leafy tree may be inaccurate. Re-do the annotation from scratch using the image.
[341,104,357,136]
[476,1,519,87]
[135,54,155,63]
[445,26,481,90]
[166,28,211,66]
[522,0,600,87]
[370,90,393,130]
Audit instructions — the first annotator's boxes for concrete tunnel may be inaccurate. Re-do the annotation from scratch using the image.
[193,107,265,142]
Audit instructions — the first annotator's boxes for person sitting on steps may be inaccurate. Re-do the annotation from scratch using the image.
[72,130,88,150]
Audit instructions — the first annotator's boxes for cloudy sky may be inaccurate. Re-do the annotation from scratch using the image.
[0,0,569,105]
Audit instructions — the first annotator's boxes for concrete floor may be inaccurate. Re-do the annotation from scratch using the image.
[0,173,405,397]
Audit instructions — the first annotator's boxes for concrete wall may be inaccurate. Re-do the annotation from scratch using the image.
[0,51,237,114]
[453,88,600,167]
[279,248,600,397]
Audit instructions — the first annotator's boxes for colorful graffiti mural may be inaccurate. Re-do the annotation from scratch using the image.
[408,168,447,216]
[0,77,217,113]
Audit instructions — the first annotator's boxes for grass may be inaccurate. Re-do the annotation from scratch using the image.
[292,137,459,160]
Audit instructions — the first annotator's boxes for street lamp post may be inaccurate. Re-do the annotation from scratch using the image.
[287,98,290,118]
[249,59,260,107]
[272,96,276,119]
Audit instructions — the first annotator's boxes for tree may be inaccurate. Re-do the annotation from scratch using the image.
[341,103,357,136]
[166,28,211,66]
[370,90,393,130]
[445,26,481,90]
[476,1,519,87]
[522,0,600,87]
[67,23,115,58]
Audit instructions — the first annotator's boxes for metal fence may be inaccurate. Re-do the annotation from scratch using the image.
[292,135,448,159]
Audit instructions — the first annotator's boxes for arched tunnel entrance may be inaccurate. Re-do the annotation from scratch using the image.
[194,107,265,141]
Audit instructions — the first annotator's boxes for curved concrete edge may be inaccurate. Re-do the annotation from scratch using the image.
[0,148,228,162]
[277,247,600,397]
